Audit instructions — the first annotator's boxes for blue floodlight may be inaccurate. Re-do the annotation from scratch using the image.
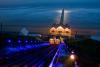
[31,40,33,43]
[25,40,28,43]
[7,39,12,43]
[18,40,21,43]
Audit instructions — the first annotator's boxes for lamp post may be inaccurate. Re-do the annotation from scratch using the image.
[70,53,78,67]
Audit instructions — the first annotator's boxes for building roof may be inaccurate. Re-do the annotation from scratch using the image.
[51,23,70,29]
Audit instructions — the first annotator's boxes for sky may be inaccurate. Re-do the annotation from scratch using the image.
[0,0,100,6]
[0,0,100,35]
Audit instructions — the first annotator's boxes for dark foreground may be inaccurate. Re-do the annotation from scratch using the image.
[0,33,100,67]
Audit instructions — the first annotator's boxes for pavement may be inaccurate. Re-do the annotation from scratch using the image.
[0,42,70,67]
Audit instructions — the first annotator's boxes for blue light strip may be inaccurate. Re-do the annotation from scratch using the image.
[49,45,60,67]
[49,43,68,67]
[6,43,49,54]
[37,47,57,67]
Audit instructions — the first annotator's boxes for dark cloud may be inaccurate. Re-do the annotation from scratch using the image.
[0,0,100,35]
[0,0,100,6]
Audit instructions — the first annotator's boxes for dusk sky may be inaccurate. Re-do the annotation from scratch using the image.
[0,0,100,35]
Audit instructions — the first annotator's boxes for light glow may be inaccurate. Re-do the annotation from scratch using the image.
[57,26,64,32]
[56,10,71,14]
[18,40,21,43]
[70,54,75,60]
[7,39,12,43]
[49,38,54,44]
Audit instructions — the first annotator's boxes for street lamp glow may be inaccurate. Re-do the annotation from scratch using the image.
[18,40,21,43]
[71,51,74,53]
[70,54,75,60]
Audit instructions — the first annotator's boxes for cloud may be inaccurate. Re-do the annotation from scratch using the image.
[0,0,36,5]
[0,0,100,6]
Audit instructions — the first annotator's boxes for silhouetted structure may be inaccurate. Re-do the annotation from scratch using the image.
[49,9,71,37]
